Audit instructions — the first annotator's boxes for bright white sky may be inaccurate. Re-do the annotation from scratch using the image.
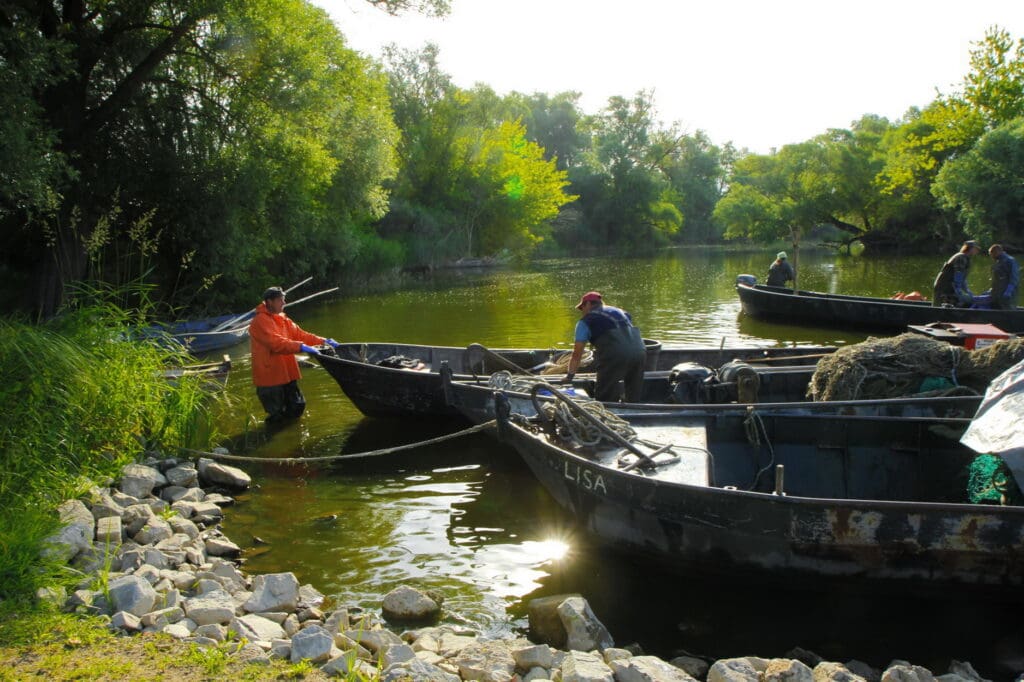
[315,0,1024,154]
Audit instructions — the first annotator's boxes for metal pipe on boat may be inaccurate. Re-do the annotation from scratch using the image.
[774,464,786,496]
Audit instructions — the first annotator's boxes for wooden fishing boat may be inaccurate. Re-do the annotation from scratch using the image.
[314,342,834,419]
[441,366,982,425]
[492,392,1024,587]
[736,280,1024,333]
[159,354,232,386]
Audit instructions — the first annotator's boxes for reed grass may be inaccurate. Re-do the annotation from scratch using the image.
[0,289,221,604]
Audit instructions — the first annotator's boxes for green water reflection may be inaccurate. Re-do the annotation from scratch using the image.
[204,250,1018,671]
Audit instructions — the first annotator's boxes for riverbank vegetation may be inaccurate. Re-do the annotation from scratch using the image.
[0,295,218,604]
[1,2,1022,318]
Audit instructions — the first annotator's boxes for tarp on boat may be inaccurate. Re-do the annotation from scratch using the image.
[961,358,1024,483]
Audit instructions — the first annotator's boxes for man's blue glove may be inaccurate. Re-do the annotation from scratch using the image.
[324,338,340,349]
[299,343,320,355]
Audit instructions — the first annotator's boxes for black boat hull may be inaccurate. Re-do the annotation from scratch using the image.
[737,283,1024,333]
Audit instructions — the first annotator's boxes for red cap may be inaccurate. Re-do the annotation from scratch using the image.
[575,291,602,310]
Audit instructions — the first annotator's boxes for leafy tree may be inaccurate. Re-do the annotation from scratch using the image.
[654,129,732,243]
[570,91,679,250]
[0,0,445,317]
[932,118,1024,243]
[963,27,1024,126]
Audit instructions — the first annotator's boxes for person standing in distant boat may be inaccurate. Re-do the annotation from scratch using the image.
[249,286,340,423]
[987,244,1020,310]
[564,291,646,402]
[766,251,795,287]
[933,240,981,307]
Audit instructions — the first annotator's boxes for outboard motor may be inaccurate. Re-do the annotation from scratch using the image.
[735,274,757,287]
[668,362,715,404]
[718,360,761,403]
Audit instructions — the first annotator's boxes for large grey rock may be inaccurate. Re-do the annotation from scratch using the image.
[297,583,326,609]
[610,655,698,681]
[243,572,299,613]
[95,516,123,545]
[42,521,92,563]
[229,614,286,642]
[528,593,581,649]
[380,656,461,682]
[108,575,157,617]
[562,650,614,682]
[764,658,814,682]
[204,536,240,557]
[140,606,184,628]
[882,665,936,682]
[90,494,124,520]
[110,611,142,632]
[184,590,236,626]
[670,655,710,680]
[119,463,165,498]
[454,640,516,682]
[557,596,614,652]
[709,658,762,682]
[121,504,155,536]
[197,458,251,489]
[382,584,442,621]
[512,643,555,670]
[813,662,869,682]
[133,516,173,545]
[164,464,198,487]
[290,624,335,663]
[345,627,404,653]
[946,661,988,682]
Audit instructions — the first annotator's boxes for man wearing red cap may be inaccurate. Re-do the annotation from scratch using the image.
[564,291,646,402]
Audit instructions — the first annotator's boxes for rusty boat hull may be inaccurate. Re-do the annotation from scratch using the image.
[494,400,1024,588]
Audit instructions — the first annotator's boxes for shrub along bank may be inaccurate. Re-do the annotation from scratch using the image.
[0,299,219,606]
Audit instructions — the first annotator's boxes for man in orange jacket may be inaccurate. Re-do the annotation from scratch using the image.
[249,286,340,422]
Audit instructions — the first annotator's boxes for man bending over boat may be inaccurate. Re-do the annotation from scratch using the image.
[766,251,795,288]
[933,240,981,307]
[564,291,646,402]
[249,286,340,423]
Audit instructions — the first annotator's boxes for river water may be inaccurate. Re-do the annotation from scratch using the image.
[204,250,1021,677]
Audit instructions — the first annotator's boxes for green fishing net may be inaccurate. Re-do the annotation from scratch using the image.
[967,454,1024,505]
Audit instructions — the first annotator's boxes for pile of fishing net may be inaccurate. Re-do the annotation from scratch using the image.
[967,453,1024,505]
[540,349,594,375]
[807,333,1024,401]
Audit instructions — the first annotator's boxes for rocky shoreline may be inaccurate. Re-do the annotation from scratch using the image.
[41,455,1000,682]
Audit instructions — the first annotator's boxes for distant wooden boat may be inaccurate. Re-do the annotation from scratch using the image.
[492,393,1024,588]
[315,342,834,419]
[160,354,231,387]
[143,312,252,354]
[736,280,1024,333]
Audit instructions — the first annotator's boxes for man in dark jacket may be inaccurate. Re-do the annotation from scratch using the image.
[564,291,646,402]
[933,240,981,307]
[987,244,1020,310]
[766,251,795,287]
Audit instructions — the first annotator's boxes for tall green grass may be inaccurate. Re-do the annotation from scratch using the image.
[0,292,221,603]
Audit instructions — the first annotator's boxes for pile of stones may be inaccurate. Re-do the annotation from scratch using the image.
[40,456,1001,681]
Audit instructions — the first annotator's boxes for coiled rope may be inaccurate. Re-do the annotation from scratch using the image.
[178,421,495,464]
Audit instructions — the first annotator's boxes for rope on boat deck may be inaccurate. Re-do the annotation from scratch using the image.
[178,420,496,464]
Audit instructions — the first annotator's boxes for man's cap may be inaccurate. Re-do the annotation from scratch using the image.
[777,251,787,260]
[964,240,981,250]
[262,286,285,300]
[575,291,602,310]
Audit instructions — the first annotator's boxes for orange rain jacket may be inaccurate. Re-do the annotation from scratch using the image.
[249,302,324,387]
